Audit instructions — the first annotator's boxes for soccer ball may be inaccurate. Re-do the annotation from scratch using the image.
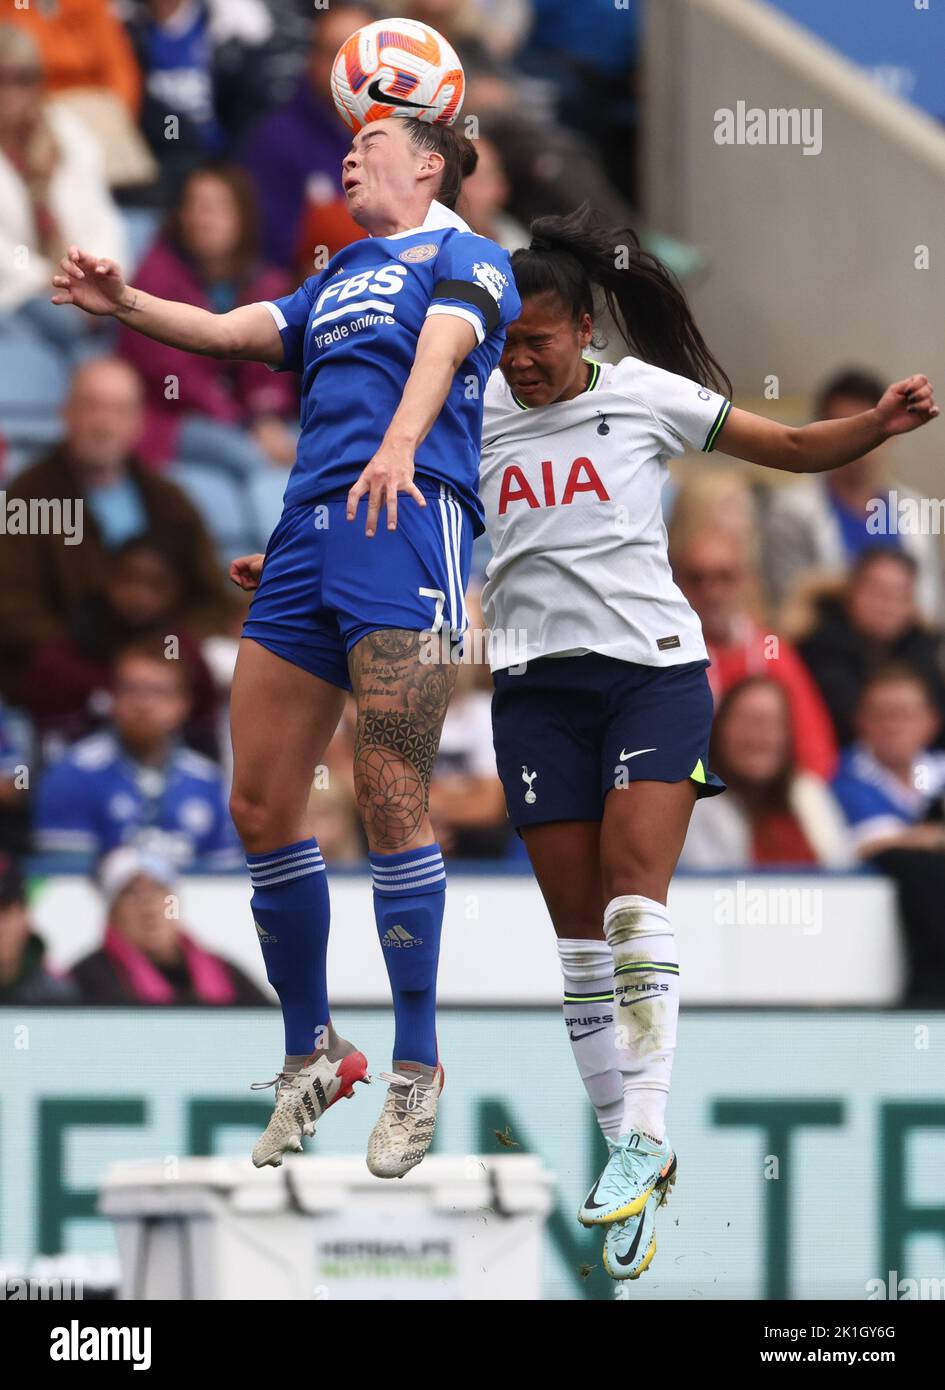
[330,17,465,134]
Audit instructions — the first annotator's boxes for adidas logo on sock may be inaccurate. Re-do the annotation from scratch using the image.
[383,924,422,949]
[254,919,277,944]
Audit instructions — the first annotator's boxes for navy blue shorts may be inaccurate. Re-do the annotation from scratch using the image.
[491,653,725,830]
[243,482,472,691]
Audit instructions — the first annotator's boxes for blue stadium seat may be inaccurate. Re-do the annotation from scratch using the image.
[169,462,256,565]
[0,323,68,450]
[246,469,289,550]
[121,208,161,276]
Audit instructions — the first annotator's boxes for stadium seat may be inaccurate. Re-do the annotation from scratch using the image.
[246,469,289,550]
[169,462,256,565]
[121,208,162,276]
[0,324,68,451]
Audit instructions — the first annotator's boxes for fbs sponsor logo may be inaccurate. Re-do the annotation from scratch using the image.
[254,919,277,945]
[383,924,422,949]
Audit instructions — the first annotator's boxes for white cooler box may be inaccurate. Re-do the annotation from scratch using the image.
[99,1155,555,1301]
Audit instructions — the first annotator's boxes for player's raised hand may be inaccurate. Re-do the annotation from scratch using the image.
[229,554,265,591]
[875,375,939,437]
[51,247,129,316]
[346,441,426,537]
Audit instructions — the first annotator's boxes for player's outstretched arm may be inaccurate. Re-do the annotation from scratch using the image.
[51,246,284,365]
[716,375,939,474]
[347,313,477,536]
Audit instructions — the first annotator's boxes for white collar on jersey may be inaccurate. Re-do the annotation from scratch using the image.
[379,199,472,241]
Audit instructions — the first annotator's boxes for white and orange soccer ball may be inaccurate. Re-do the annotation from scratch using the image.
[330,17,465,134]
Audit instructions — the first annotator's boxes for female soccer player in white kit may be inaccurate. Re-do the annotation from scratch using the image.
[480,207,939,1281]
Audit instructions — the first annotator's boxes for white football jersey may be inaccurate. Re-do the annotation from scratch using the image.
[479,356,732,671]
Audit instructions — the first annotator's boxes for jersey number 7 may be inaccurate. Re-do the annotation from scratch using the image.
[419,586,447,633]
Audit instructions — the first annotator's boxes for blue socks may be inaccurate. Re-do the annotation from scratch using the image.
[247,838,330,1056]
[248,838,445,1066]
[370,844,446,1066]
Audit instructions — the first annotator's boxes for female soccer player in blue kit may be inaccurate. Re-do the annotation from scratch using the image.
[53,117,520,1174]
[478,207,939,1281]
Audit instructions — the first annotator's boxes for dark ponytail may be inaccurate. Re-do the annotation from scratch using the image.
[512,204,732,398]
[404,118,478,211]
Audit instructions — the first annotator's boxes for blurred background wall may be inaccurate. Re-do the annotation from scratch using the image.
[644,0,945,498]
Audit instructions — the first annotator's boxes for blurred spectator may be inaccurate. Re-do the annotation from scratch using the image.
[457,134,529,251]
[796,550,945,748]
[305,695,364,862]
[33,642,240,870]
[240,1,374,269]
[681,677,852,870]
[307,780,364,864]
[0,701,28,793]
[391,0,516,78]
[72,847,268,1005]
[762,368,945,623]
[6,4,157,188]
[831,668,945,860]
[466,91,638,234]
[119,163,296,471]
[0,853,77,1005]
[23,536,220,759]
[429,595,509,858]
[292,192,368,284]
[464,0,533,60]
[515,0,639,202]
[665,465,757,542]
[0,699,32,857]
[126,0,275,195]
[0,357,231,698]
[8,0,141,115]
[671,526,838,779]
[0,26,129,354]
[832,668,945,1005]
[251,0,325,110]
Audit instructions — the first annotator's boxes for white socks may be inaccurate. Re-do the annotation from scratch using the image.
[603,894,679,1144]
[557,938,623,1140]
[556,898,680,1145]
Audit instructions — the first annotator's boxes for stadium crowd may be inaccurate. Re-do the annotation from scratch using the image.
[0,0,943,1006]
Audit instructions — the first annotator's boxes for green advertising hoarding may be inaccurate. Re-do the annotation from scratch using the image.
[1,1009,943,1300]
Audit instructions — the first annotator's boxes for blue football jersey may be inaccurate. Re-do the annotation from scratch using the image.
[832,744,945,852]
[260,201,520,534]
[33,732,241,870]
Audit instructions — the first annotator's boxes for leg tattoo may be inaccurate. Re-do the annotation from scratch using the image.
[349,629,456,851]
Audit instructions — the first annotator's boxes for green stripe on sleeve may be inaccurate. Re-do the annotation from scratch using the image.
[703,398,732,452]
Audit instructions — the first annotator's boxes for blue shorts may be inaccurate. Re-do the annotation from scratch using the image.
[491,653,725,830]
[242,482,473,691]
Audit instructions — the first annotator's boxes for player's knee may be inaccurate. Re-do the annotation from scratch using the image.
[602,854,669,907]
[551,911,603,940]
[353,764,428,852]
[229,787,280,852]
